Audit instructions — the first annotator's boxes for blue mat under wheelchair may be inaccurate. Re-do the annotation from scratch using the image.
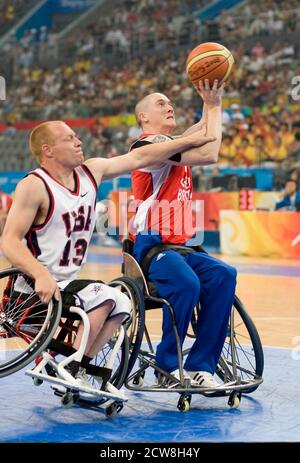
[0,346,299,443]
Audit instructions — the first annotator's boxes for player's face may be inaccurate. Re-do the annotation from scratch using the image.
[147,95,176,132]
[51,123,84,167]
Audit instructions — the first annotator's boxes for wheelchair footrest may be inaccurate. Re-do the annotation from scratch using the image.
[26,369,128,402]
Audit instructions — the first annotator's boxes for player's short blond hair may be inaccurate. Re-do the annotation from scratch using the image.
[29,121,62,163]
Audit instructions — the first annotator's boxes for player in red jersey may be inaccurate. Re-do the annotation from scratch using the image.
[130,80,237,387]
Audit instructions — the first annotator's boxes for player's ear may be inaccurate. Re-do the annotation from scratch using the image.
[139,112,149,124]
[41,143,53,159]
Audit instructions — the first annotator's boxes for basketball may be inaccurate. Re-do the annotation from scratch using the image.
[186,42,234,87]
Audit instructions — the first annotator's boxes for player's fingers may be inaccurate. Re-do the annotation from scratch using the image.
[204,79,210,90]
[200,136,216,145]
[54,288,60,302]
[198,80,204,92]
[218,82,226,93]
[212,79,219,91]
[37,290,51,304]
[199,122,207,134]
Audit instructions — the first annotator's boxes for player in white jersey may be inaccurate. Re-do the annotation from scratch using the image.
[1,120,215,385]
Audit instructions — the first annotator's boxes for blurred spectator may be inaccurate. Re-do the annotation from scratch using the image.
[3,121,16,137]
[288,168,300,188]
[230,104,245,122]
[219,135,237,164]
[275,179,300,210]
[236,137,256,165]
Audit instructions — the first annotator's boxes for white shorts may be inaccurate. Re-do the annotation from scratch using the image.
[59,281,131,324]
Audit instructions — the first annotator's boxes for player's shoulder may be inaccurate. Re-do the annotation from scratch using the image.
[130,134,173,151]
[17,171,49,196]
[19,171,43,188]
[145,134,173,143]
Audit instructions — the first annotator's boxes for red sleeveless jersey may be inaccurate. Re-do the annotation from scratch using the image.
[130,134,195,244]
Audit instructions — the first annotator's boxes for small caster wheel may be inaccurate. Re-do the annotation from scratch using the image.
[61,391,74,409]
[105,401,124,418]
[228,392,241,409]
[33,377,43,386]
[133,374,144,386]
[177,393,191,412]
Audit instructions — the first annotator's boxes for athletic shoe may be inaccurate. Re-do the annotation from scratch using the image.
[157,368,192,388]
[186,370,221,388]
[75,367,92,389]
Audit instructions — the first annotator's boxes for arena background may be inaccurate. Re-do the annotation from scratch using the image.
[0,0,299,446]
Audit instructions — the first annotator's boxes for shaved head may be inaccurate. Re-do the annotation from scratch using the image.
[134,92,176,134]
[135,93,168,127]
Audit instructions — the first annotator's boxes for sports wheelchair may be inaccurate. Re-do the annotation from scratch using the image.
[120,239,264,412]
[0,268,141,417]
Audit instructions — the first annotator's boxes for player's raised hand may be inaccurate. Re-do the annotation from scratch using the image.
[195,79,225,107]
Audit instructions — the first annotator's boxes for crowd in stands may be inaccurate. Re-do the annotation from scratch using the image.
[217,0,300,41]
[0,1,23,29]
[0,1,38,36]
[0,0,300,174]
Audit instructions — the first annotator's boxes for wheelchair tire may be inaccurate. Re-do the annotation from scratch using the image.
[188,295,264,393]
[217,295,264,393]
[0,268,62,378]
[109,276,145,376]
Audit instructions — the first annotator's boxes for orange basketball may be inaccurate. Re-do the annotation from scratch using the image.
[186,42,234,87]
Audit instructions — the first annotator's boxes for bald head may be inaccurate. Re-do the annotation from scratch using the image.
[135,93,170,127]
[29,120,67,163]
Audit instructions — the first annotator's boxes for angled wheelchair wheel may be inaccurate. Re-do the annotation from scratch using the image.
[189,295,263,393]
[0,268,62,378]
[109,276,145,376]
[217,295,264,393]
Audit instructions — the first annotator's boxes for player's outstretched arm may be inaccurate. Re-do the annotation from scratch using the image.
[84,130,216,181]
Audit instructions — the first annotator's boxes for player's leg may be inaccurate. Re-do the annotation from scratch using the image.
[63,282,131,384]
[184,252,237,379]
[148,250,200,373]
[72,300,115,354]
[85,288,131,357]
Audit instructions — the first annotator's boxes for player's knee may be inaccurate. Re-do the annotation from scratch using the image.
[176,272,200,298]
[117,291,131,314]
[112,289,131,323]
[215,263,237,287]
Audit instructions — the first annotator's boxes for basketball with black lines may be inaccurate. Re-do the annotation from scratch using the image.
[186,42,235,87]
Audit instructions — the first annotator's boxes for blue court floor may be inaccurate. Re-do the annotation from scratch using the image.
[0,346,299,443]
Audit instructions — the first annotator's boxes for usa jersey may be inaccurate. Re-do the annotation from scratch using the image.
[25,165,97,284]
[130,134,195,245]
